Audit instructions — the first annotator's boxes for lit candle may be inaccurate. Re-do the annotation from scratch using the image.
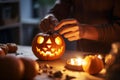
[65,58,84,71]
[97,54,103,59]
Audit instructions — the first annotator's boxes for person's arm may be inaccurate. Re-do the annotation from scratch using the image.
[96,0,120,44]
[48,0,72,21]
[54,19,99,41]
[39,0,72,32]
[55,0,120,44]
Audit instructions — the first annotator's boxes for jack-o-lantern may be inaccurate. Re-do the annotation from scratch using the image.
[32,32,65,60]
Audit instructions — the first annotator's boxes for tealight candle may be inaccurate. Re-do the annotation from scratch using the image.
[65,58,84,71]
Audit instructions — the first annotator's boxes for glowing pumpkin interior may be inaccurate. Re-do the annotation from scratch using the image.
[32,33,65,60]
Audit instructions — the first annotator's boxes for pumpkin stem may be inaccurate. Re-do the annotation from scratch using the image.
[47,31,54,35]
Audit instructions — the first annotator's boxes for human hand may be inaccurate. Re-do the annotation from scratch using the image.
[54,19,83,41]
[39,14,58,32]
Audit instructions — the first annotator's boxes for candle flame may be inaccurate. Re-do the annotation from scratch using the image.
[70,58,83,65]
[97,54,103,59]
[70,59,75,65]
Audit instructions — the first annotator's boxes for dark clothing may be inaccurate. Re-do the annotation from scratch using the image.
[49,0,120,53]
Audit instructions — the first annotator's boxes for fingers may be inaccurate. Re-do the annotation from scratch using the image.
[64,30,80,38]
[63,30,80,41]
[67,32,80,41]
[59,25,79,34]
[54,19,78,30]
[68,36,80,41]
[58,24,80,41]
[54,19,81,41]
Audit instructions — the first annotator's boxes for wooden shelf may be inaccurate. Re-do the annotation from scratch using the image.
[0,0,21,44]
[0,23,21,30]
[0,0,19,3]
[0,0,39,45]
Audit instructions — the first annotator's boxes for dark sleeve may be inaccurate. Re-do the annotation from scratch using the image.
[96,0,120,44]
[48,0,72,21]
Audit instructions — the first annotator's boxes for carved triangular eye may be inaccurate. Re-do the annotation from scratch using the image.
[37,36,44,44]
[55,37,62,45]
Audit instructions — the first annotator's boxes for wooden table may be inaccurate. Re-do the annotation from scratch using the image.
[15,45,106,80]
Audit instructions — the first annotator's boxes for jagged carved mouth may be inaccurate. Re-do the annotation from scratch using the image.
[36,46,64,57]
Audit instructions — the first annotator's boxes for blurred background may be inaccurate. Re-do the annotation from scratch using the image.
[0,0,76,50]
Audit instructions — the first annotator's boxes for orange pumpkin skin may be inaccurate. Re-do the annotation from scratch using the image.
[32,32,65,60]
[82,55,104,74]
[0,48,5,56]
[0,44,9,55]
[0,55,24,80]
[20,57,39,80]
[6,43,18,53]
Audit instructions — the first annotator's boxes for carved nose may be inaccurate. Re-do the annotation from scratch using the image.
[47,45,51,48]
[46,39,52,44]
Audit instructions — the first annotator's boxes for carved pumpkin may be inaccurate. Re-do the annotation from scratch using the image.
[32,32,65,60]
[82,55,104,74]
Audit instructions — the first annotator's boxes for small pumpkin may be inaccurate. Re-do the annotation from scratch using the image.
[20,57,39,80]
[82,55,104,74]
[0,44,8,55]
[6,43,18,53]
[0,55,24,80]
[0,48,5,56]
[32,32,65,60]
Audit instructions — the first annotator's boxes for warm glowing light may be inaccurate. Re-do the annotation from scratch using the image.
[47,45,51,48]
[43,48,47,51]
[97,54,103,59]
[70,58,83,65]
[32,32,65,60]
[36,46,63,57]
[49,54,55,57]
[51,48,55,52]
[36,47,40,52]
[55,37,62,45]
[46,51,51,55]
[67,57,84,66]
[66,57,84,71]
[46,39,52,44]
[37,36,44,44]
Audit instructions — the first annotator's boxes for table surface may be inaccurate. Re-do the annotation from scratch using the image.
[14,45,106,80]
